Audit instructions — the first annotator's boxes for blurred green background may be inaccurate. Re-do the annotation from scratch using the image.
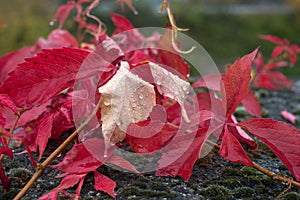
[0,0,300,76]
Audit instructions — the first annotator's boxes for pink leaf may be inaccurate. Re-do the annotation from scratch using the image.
[94,171,116,198]
[36,30,78,50]
[241,90,261,117]
[107,155,140,174]
[221,49,258,118]
[281,110,297,124]
[238,118,300,181]
[192,74,223,91]
[253,71,293,90]
[219,126,253,166]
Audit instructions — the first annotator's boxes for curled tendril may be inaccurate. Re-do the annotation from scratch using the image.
[160,0,196,54]
[84,0,106,41]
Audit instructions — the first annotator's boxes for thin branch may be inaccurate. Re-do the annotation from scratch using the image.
[13,100,102,200]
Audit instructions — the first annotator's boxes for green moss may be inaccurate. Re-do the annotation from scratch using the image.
[198,185,231,199]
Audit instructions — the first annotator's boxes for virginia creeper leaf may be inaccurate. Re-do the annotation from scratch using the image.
[51,139,104,174]
[221,49,258,118]
[148,62,191,123]
[0,48,90,108]
[98,61,156,146]
[238,118,300,181]
[53,174,85,191]
[241,90,261,117]
[94,171,116,198]
[107,155,140,174]
[0,94,17,113]
[156,127,209,180]
[219,126,253,166]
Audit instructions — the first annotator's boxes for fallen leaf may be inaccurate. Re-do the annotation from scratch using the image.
[98,61,156,145]
[238,118,300,181]
[94,171,116,198]
[148,62,191,123]
[281,110,297,124]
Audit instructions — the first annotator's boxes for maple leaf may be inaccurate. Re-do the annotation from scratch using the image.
[98,61,156,146]
[238,119,300,181]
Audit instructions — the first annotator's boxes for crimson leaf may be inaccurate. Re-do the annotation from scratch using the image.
[221,49,258,118]
[94,171,116,198]
[0,48,90,108]
[238,118,300,181]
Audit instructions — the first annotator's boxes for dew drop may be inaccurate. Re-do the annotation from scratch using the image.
[103,99,111,106]
[163,70,169,75]
[157,80,162,85]
[132,102,137,108]
[49,21,55,26]
[139,95,144,99]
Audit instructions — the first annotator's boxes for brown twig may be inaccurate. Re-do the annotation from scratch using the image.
[13,100,102,200]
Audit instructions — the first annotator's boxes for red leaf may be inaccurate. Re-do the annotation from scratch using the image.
[54,174,85,191]
[111,13,134,34]
[37,112,58,160]
[281,110,297,124]
[241,90,261,117]
[253,71,293,90]
[238,118,300,181]
[107,155,140,174]
[36,30,78,50]
[51,138,105,174]
[259,35,284,45]
[0,48,90,108]
[0,162,10,191]
[38,191,59,200]
[0,94,17,113]
[0,46,35,86]
[0,147,13,160]
[52,1,75,29]
[219,126,253,166]
[221,49,258,118]
[94,171,116,198]
[156,127,209,180]
[157,28,190,79]
[192,74,223,91]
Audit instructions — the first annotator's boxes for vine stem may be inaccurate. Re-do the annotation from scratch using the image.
[13,100,102,200]
[252,162,300,188]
